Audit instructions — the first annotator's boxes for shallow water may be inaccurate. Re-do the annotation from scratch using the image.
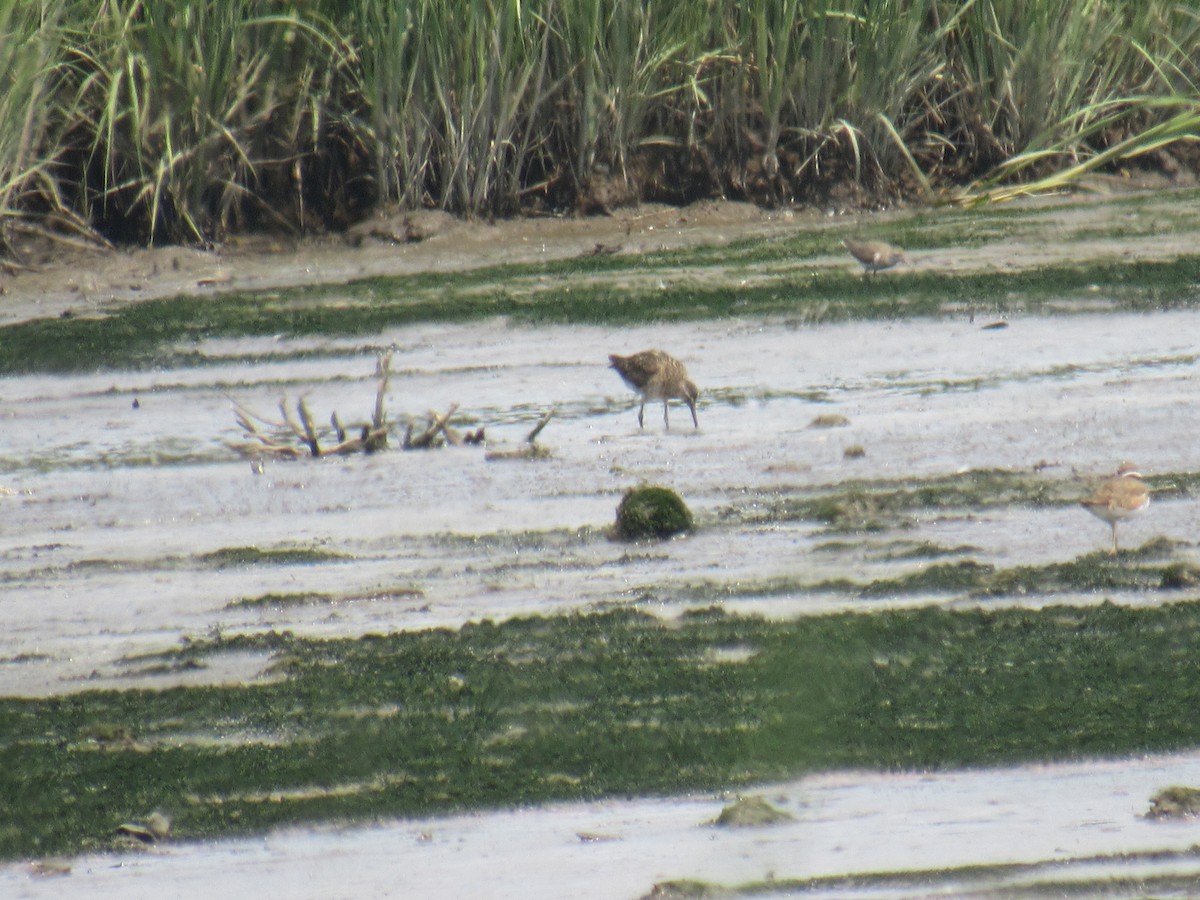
[3,310,1199,696]
[4,287,1200,896]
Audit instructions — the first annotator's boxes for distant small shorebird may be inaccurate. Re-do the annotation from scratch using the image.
[843,238,905,275]
[1081,463,1150,555]
[608,349,699,430]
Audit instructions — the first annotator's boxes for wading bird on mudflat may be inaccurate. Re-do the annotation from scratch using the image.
[1080,462,1150,555]
[608,349,699,430]
[843,238,905,275]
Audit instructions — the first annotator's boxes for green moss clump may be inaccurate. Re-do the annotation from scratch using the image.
[1160,563,1200,590]
[199,546,349,567]
[809,413,850,428]
[713,795,795,827]
[615,486,693,540]
[225,592,334,610]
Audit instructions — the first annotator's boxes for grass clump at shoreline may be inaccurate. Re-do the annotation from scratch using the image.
[5,602,1200,860]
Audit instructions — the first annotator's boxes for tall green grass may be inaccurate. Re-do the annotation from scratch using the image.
[58,0,348,242]
[0,0,1196,247]
[950,0,1200,199]
[0,0,68,256]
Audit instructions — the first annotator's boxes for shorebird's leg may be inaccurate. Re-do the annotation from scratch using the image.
[1111,522,1119,555]
[663,400,670,430]
[637,402,645,429]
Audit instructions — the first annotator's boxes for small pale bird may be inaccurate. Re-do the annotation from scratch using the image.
[608,349,699,430]
[1080,463,1150,555]
[843,238,905,275]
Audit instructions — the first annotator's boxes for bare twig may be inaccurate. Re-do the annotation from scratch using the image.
[279,398,307,442]
[526,409,554,444]
[407,404,460,449]
[485,409,554,461]
[227,355,475,459]
[296,398,320,457]
[373,353,392,429]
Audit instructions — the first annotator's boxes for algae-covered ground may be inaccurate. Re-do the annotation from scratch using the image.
[2,189,1200,895]
[2,191,1199,375]
[6,602,1200,860]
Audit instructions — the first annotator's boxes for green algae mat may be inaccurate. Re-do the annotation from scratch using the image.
[5,602,1200,859]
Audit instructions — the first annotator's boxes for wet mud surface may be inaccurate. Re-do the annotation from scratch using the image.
[5,751,1200,899]
[2,189,1200,896]
[3,310,1198,696]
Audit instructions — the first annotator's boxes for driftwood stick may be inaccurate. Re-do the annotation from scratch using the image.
[233,408,261,438]
[526,409,554,444]
[363,425,389,453]
[229,396,309,458]
[430,404,460,445]
[409,418,437,449]
[483,408,552,461]
[279,398,307,442]
[227,357,468,459]
[229,397,282,432]
[296,398,320,457]
[408,420,440,450]
[373,353,392,429]
[408,404,459,449]
[326,426,390,456]
[224,439,305,459]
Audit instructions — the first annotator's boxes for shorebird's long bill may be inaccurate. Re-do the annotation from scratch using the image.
[687,399,698,428]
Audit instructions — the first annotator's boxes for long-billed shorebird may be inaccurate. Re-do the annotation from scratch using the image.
[1081,463,1150,555]
[843,238,905,275]
[608,349,699,430]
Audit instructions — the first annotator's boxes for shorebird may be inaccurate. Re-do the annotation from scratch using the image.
[608,349,699,430]
[1080,463,1150,555]
[843,238,905,275]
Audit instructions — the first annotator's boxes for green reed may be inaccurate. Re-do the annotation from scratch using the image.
[0,0,1196,246]
[950,0,1200,198]
[0,0,67,254]
[57,0,347,241]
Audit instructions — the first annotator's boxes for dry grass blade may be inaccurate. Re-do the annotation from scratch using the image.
[957,98,1200,203]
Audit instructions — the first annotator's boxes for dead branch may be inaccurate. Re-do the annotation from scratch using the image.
[373,353,391,429]
[526,409,554,444]
[296,398,320,457]
[228,353,481,459]
[406,403,460,449]
[279,398,308,443]
[485,409,554,461]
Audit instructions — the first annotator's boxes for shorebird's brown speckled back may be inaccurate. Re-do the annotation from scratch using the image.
[608,349,698,430]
